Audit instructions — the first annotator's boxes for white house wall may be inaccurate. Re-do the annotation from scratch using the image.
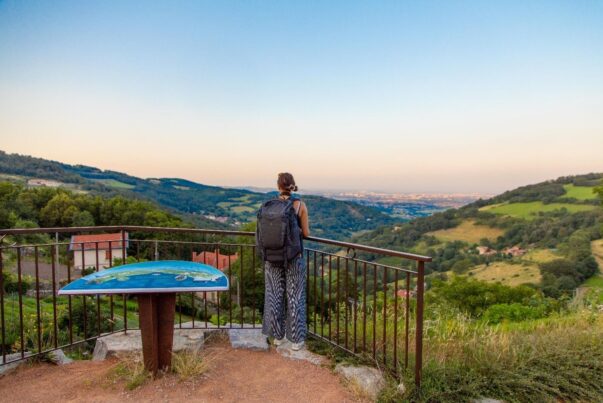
[73,249,125,271]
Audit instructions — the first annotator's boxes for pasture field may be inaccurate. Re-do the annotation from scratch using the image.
[232,205,255,213]
[467,261,541,286]
[562,184,598,200]
[522,248,560,264]
[583,240,603,303]
[0,173,26,182]
[427,220,504,244]
[92,179,135,189]
[231,195,252,202]
[480,201,595,220]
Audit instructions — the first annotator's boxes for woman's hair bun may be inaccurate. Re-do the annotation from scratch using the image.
[277,172,297,193]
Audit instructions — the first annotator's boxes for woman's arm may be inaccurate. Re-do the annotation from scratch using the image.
[299,202,310,237]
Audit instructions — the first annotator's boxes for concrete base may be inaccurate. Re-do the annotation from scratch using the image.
[228,329,269,351]
[92,329,204,361]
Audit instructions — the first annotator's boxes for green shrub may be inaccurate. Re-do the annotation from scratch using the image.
[428,276,536,317]
[59,297,112,339]
[1,271,32,295]
[482,303,546,323]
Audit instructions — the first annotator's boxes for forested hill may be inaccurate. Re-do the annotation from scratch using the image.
[0,150,395,239]
[352,173,603,298]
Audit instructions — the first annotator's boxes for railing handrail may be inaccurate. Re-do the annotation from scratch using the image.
[0,225,432,262]
[0,224,428,386]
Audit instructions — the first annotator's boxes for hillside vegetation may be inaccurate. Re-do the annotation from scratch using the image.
[353,173,603,298]
[0,150,394,239]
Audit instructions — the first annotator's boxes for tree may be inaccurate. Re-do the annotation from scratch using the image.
[39,193,78,227]
[595,182,603,204]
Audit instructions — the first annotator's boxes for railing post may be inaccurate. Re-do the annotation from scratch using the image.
[415,260,425,387]
[121,229,128,334]
[55,232,59,271]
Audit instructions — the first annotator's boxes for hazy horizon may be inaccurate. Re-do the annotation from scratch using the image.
[1,1,602,194]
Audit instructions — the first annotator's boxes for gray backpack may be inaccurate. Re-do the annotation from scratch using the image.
[256,196,303,265]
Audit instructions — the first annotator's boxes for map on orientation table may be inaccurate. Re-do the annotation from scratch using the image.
[58,260,229,295]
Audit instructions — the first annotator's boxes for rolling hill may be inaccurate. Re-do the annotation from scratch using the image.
[0,150,395,239]
[351,173,603,296]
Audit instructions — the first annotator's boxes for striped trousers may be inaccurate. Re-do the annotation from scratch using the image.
[261,254,307,343]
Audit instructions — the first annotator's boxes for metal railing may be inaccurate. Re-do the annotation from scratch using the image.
[0,226,430,385]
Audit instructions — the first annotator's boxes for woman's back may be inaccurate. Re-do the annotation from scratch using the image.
[278,193,310,237]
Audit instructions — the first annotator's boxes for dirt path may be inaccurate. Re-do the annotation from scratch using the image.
[0,346,360,403]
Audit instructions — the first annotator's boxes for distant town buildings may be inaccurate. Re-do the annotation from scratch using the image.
[202,214,230,224]
[27,178,63,188]
[70,232,128,271]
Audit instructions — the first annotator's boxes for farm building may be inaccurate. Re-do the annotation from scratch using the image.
[476,246,497,256]
[503,246,527,257]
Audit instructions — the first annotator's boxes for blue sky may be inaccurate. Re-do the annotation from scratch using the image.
[0,1,602,193]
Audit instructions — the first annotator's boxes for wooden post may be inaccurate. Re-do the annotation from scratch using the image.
[138,293,176,375]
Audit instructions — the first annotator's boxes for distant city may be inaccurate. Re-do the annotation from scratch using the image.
[236,186,488,220]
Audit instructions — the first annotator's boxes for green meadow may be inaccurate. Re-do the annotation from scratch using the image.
[480,201,596,220]
[92,178,135,189]
[563,184,598,200]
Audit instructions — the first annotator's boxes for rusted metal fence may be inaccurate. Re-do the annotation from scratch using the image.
[0,226,430,385]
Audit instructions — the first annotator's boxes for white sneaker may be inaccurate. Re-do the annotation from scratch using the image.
[291,341,305,351]
[273,337,285,346]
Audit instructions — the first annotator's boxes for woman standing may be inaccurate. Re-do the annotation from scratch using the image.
[261,172,310,350]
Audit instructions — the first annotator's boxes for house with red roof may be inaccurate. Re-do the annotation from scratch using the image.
[69,232,128,271]
[192,249,238,303]
[192,249,238,270]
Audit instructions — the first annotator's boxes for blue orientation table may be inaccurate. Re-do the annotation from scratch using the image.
[58,260,229,295]
[59,261,229,374]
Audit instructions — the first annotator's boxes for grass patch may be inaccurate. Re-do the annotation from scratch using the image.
[0,173,26,183]
[401,311,603,402]
[583,240,603,303]
[171,349,213,381]
[230,195,252,202]
[522,248,559,264]
[92,179,135,189]
[467,261,541,286]
[480,202,595,220]
[109,354,150,390]
[427,220,504,244]
[562,184,598,200]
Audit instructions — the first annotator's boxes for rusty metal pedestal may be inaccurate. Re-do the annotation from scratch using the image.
[137,293,176,375]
